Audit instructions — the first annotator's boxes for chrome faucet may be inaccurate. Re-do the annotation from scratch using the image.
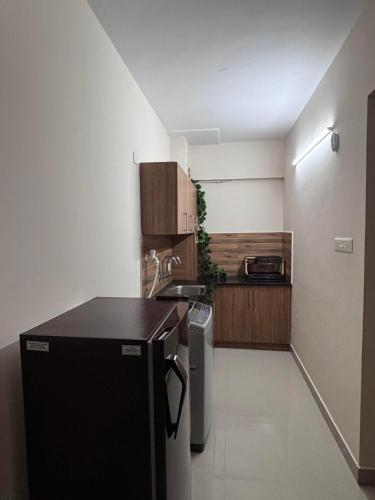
[160,255,182,279]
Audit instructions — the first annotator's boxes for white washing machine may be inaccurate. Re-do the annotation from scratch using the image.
[188,302,213,452]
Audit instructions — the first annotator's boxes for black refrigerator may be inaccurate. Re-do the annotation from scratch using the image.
[20,297,191,500]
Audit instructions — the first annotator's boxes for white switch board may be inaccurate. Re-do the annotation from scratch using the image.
[335,238,353,253]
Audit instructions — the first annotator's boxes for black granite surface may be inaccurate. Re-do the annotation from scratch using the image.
[156,275,291,306]
[221,275,291,286]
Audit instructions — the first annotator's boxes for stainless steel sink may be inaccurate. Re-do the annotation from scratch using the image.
[161,285,207,296]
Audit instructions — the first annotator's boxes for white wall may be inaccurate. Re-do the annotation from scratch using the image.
[190,140,285,180]
[285,0,375,466]
[170,136,189,172]
[189,140,285,232]
[0,1,169,497]
[0,0,169,349]
[198,179,284,233]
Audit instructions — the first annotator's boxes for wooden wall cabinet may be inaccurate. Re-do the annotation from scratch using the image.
[140,162,197,235]
[214,285,291,350]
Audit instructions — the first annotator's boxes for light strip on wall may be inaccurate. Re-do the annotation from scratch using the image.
[293,127,337,166]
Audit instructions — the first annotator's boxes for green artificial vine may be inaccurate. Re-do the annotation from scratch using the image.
[193,180,227,287]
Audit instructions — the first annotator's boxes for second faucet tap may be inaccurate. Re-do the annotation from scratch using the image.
[160,255,181,279]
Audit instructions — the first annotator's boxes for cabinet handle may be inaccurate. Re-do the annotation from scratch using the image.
[194,217,198,234]
[184,212,188,232]
[189,214,193,232]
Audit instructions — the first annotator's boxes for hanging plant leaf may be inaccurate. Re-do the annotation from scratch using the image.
[193,180,227,287]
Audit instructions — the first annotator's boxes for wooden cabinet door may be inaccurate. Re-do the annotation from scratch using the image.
[140,162,178,235]
[252,286,291,346]
[214,286,253,344]
[189,183,197,233]
[177,167,189,234]
[214,285,291,349]
[177,172,196,234]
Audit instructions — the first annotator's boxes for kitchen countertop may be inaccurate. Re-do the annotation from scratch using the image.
[220,275,291,286]
[156,275,291,306]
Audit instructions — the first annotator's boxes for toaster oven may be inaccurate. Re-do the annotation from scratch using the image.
[244,256,285,276]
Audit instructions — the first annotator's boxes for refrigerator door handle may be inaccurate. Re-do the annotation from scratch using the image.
[165,354,188,439]
[157,327,174,340]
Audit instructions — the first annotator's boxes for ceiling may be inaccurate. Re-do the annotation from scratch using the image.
[88,0,366,143]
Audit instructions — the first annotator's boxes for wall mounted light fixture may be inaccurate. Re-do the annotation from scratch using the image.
[293,126,339,166]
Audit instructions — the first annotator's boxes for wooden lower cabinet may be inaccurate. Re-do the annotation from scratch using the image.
[214,285,291,350]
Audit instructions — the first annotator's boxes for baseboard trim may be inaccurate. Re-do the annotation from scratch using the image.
[215,341,290,351]
[291,344,375,485]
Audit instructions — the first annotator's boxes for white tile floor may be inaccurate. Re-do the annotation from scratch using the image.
[191,348,375,500]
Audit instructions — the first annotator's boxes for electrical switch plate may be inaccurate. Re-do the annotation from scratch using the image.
[335,238,353,254]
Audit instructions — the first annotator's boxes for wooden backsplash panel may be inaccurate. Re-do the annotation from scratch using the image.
[171,235,198,282]
[141,234,198,297]
[142,236,172,298]
[209,232,292,278]
[142,232,292,296]
[209,233,283,275]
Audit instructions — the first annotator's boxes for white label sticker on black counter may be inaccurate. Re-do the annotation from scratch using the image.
[26,341,49,352]
[122,345,142,356]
